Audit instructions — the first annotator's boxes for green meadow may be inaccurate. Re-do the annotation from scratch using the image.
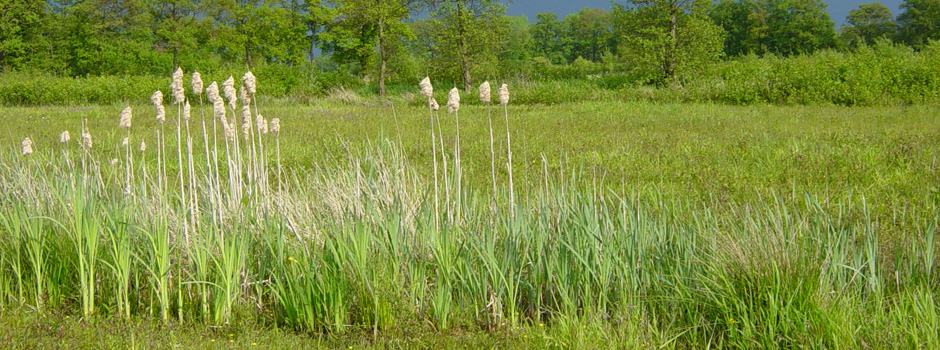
[0,97,938,349]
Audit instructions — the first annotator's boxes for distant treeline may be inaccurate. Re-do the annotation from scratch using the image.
[1,0,939,103]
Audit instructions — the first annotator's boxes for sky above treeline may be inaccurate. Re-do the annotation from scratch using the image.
[505,0,905,26]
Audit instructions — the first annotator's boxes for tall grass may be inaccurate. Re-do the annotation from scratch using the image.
[0,73,937,348]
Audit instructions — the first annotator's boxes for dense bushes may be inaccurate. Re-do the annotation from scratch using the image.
[685,40,940,105]
[3,40,940,106]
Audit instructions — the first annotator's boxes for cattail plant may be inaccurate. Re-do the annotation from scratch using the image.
[432,98,450,214]
[120,107,133,193]
[80,123,93,180]
[21,138,33,156]
[183,99,198,229]
[171,68,189,244]
[171,67,185,105]
[499,84,514,215]
[59,130,71,166]
[192,71,204,97]
[480,81,497,210]
[420,77,441,231]
[152,90,168,195]
[447,87,462,223]
[271,117,281,193]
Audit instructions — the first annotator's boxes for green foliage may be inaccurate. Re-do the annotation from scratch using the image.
[417,0,509,90]
[0,0,48,71]
[751,0,838,56]
[840,3,898,48]
[897,0,940,48]
[614,1,724,84]
[686,40,940,105]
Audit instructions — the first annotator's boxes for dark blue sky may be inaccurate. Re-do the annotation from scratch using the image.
[505,1,905,26]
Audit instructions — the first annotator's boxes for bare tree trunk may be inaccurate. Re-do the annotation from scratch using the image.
[667,0,678,84]
[378,16,387,97]
[309,29,317,64]
[457,1,471,91]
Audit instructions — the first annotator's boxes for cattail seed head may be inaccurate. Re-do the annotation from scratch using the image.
[223,119,236,141]
[242,71,256,96]
[119,106,132,129]
[419,76,433,99]
[59,131,70,143]
[499,84,509,106]
[81,130,93,149]
[139,140,147,152]
[21,137,33,156]
[151,90,163,107]
[430,98,440,111]
[155,104,166,123]
[240,85,251,106]
[447,87,460,113]
[192,71,204,96]
[270,118,280,136]
[183,100,191,121]
[171,67,185,104]
[479,81,491,104]
[122,137,129,147]
[241,106,252,141]
[213,100,226,120]
[257,114,268,134]
[223,76,237,111]
[207,81,220,102]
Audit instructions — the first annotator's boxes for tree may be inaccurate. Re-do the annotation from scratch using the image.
[531,12,567,63]
[750,0,837,55]
[0,0,47,71]
[614,0,723,84]
[424,0,508,91]
[897,0,940,48]
[563,8,615,62]
[840,3,897,48]
[708,0,759,57]
[321,0,418,96]
[150,0,201,68]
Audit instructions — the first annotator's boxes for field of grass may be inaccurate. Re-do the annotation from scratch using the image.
[0,92,938,349]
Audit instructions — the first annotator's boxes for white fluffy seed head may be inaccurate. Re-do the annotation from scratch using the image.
[151,90,163,107]
[430,98,440,111]
[139,140,147,152]
[21,137,33,156]
[155,104,166,123]
[213,100,226,120]
[119,106,132,129]
[183,100,191,121]
[223,76,237,110]
[207,82,220,102]
[223,120,235,141]
[419,76,433,99]
[81,130,93,149]
[110,158,119,166]
[122,137,129,147]
[242,71,256,96]
[270,118,280,136]
[240,85,251,106]
[447,87,460,114]
[171,67,185,104]
[241,106,252,141]
[479,81,491,104]
[257,114,268,134]
[499,84,509,106]
[59,131,70,143]
[192,71,204,96]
